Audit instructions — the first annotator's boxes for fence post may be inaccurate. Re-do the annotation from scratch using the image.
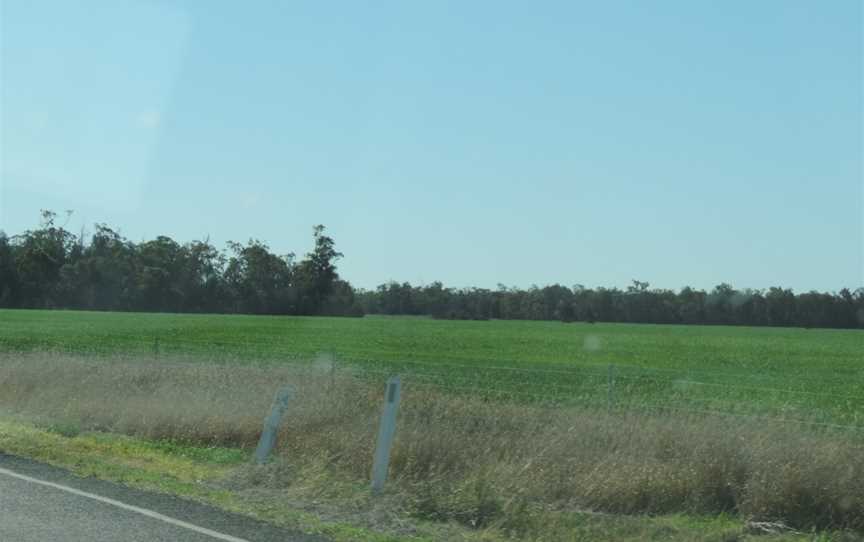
[607,364,616,410]
[371,376,401,494]
[330,352,338,394]
[254,386,293,464]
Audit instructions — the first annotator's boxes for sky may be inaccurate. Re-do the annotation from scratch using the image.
[1,0,862,292]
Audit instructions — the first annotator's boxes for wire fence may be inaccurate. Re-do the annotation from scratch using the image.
[4,333,862,378]
[317,358,864,434]
[2,334,862,433]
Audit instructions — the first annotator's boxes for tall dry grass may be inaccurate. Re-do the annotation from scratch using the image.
[0,352,861,533]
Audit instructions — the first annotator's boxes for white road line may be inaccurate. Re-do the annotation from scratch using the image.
[0,466,251,542]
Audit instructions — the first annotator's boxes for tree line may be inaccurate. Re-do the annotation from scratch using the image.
[0,211,361,316]
[357,280,864,329]
[1,211,861,329]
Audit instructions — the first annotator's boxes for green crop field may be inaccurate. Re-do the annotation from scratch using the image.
[1,308,862,427]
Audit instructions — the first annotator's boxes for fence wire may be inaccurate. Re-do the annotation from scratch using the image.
[3,335,861,433]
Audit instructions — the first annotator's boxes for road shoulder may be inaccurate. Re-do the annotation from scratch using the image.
[0,452,328,542]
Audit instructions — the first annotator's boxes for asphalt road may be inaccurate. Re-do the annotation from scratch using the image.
[0,453,328,542]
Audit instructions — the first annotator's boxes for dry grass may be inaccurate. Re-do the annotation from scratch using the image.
[0,352,862,535]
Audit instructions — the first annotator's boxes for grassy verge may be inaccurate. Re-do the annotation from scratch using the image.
[3,418,842,542]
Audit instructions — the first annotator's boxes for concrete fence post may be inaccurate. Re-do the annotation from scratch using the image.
[371,376,401,494]
[330,353,338,394]
[607,364,616,410]
[254,386,293,464]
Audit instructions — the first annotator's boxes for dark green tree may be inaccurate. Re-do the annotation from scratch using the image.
[0,232,20,307]
[224,239,295,314]
[296,225,343,314]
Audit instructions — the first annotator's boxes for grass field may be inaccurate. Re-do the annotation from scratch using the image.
[2,309,861,371]
[2,309,864,539]
[1,309,862,427]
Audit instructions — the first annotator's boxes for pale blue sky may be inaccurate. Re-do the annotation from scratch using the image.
[1,0,861,291]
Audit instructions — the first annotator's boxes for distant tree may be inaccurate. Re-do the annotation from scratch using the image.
[677,287,705,325]
[557,299,576,323]
[296,225,343,314]
[836,288,859,328]
[135,235,186,311]
[423,281,450,318]
[224,239,295,314]
[13,210,77,308]
[0,232,20,307]
[706,283,737,325]
[181,239,229,313]
[320,279,363,317]
[766,287,796,327]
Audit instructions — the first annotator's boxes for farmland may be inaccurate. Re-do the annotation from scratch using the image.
[1,309,862,427]
[2,308,864,538]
